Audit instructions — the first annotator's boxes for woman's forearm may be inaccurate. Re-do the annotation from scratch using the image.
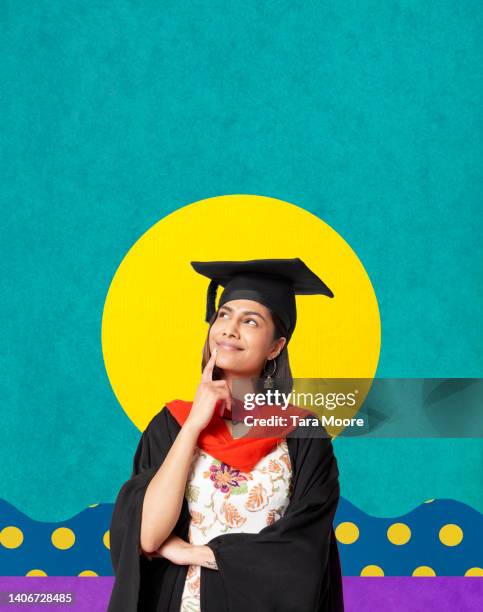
[148,537,218,570]
[191,545,218,570]
[140,421,200,553]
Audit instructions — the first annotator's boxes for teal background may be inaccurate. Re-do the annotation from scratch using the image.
[1,1,481,521]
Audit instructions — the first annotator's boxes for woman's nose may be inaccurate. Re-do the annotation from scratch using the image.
[222,321,239,337]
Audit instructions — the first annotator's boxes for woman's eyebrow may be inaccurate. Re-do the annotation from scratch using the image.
[220,306,266,321]
[242,310,266,321]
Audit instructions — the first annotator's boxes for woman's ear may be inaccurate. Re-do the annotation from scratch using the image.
[267,337,286,360]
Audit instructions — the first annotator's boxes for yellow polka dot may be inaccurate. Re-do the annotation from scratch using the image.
[439,524,463,546]
[78,570,98,576]
[424,499,434,503]
[465,567,483,576]
[412,566,436,576]
[361,565,384,576]
[26,569,47,576]
[335,522,359,544]
[51,527,75,550]
[88,503,99,508]
[103,530,110,550]
[1,526,24,548]
[387,522,411,545]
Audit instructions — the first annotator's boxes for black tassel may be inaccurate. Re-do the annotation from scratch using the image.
[205,279,219,322]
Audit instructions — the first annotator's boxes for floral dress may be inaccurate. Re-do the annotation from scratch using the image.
[179,438,293,612]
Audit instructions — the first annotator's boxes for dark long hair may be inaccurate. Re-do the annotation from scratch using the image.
[201,308,293,396]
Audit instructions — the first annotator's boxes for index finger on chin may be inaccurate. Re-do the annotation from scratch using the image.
[201,347,218,382]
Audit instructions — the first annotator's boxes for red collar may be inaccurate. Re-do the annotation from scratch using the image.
[165,399,300,472]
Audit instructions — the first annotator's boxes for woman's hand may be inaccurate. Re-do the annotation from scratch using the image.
[184,348,232,433]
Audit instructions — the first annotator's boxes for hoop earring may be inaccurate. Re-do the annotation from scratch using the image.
[263,358,277,390]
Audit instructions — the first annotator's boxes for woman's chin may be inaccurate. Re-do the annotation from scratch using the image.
[216,355,241,370]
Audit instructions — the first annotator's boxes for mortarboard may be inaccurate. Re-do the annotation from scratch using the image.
[190,258,334,341]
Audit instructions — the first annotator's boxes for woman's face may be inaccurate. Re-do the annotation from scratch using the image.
[208,299,286,377]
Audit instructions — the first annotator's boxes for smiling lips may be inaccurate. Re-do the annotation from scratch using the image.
[216,341,243,351]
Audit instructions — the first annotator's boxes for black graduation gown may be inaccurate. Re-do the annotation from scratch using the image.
[108,407,344,612]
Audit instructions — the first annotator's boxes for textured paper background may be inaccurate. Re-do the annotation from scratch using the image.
[1,0,481,584]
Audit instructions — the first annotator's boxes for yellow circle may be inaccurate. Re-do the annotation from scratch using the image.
[361,565,384,576]
[103,530,110,550]
[0,526,24,548]
[102,195,381,432]
[88,503,99,508]
[79,570,98,576]
[439,524,463,546]
[424,499,435,503]
[387,522,411,545]
[412,566,436,576]
[335,522,360,544]
[26,569,47,576]
[465,567,483,576]
[51,527,75,550]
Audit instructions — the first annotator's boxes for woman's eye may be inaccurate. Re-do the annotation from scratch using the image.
[218,311,228,318]
[245,318,257,326]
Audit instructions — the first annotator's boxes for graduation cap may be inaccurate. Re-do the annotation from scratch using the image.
[190,258,334,341]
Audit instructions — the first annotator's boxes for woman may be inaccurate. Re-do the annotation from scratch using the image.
[108,258,344,611]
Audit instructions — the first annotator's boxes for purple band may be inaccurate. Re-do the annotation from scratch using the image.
[0,577,481,611]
